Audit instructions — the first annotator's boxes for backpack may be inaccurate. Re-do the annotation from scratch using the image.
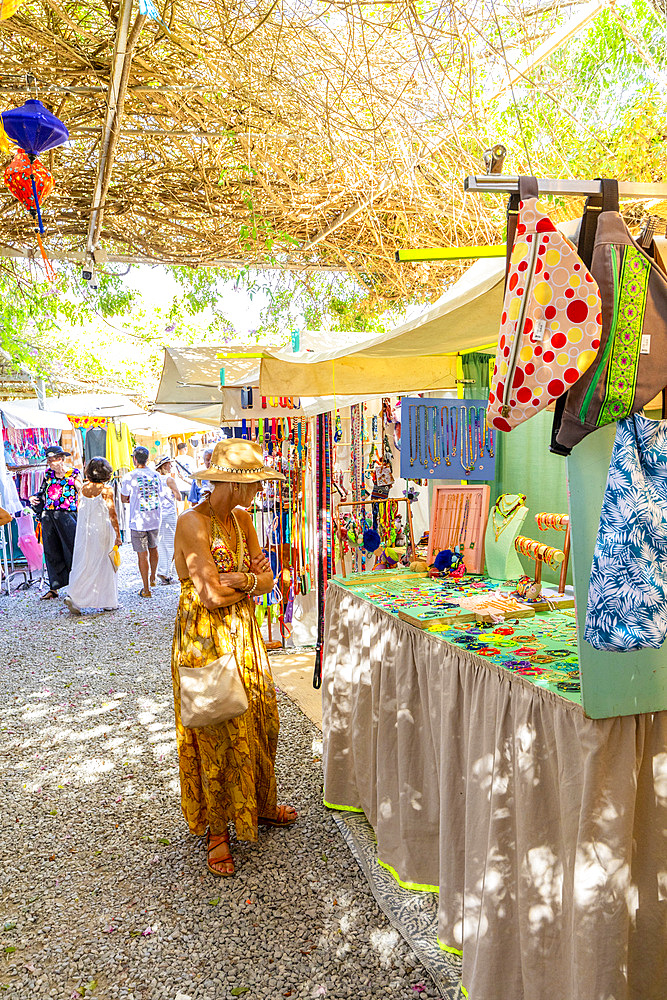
[487,176,602,433]
[552,179,667,453]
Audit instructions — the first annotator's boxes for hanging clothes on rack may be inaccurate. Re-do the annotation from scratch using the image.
[106,419,134,472]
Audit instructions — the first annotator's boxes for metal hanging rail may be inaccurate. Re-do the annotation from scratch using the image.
[465,175,667,199]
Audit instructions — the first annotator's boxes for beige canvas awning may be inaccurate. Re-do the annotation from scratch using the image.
[259,257,505,397]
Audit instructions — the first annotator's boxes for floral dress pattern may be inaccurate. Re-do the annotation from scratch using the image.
[171,513,279,841]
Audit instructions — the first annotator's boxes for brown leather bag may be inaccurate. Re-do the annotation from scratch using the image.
[552,179,667,454]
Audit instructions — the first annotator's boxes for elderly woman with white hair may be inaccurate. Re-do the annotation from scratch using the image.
[172,440,297,878]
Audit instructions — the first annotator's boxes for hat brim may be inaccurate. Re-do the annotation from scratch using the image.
[47,450,71,458]
[193,467,285,483]
[155,458,171,470]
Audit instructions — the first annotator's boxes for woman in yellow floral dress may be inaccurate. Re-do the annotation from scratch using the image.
[172,440,297,876]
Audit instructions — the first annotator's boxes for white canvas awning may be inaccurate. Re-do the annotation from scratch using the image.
[259,257,505,397]
[0,401,72,430]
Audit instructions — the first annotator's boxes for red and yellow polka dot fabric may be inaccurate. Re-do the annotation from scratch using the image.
[487,197,602,432]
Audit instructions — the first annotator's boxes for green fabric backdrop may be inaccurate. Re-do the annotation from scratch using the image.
[490,408,571,586]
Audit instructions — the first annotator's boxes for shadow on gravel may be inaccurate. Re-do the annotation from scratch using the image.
[0,599,438,1000]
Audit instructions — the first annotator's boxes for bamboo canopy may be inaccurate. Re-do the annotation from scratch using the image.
[0,1,613,300]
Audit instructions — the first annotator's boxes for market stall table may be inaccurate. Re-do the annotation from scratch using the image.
[322,578,666,1000]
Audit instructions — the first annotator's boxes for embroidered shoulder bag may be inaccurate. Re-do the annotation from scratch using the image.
[553,179,667,453]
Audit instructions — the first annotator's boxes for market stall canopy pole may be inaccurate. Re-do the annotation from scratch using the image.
[87,1,146,255]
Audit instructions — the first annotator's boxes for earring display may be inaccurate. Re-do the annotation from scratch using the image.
[400,397,495,481]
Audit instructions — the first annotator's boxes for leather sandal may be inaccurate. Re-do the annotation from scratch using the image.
[206,830,234,877]
[40,589,58,600]
[259,804,298,827]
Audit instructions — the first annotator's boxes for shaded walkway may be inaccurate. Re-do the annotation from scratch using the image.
[0,552,438,999]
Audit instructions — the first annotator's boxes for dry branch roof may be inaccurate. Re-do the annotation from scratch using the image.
[0,0,582,299]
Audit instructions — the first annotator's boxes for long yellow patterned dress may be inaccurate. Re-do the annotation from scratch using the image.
[171,514,279,841]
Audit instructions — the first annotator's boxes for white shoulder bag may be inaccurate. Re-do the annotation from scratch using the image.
[178,512,249,728]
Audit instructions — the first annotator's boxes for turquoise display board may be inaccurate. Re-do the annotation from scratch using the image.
[568,425,667,718]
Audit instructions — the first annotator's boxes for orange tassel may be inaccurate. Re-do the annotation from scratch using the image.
[36,232,56,283]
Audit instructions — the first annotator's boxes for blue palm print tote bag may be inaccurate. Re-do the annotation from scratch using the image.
[585,414,667,651]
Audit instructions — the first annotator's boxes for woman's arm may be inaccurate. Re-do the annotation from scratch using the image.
[73,474,83,494]
[166,475,181,502]
[234,508,275,596]
[175,510,246,611]
[102,487,121,546]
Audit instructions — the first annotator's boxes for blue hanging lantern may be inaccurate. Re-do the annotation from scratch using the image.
[1,99,69,158]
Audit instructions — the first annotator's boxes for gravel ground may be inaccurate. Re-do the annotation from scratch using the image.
[0,549,438,1000]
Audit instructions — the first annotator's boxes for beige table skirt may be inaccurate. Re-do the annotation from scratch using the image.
[322,583,667,1000]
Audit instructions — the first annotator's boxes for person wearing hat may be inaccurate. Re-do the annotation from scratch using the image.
[30,445,82,600]
[155,455,181,585]
[120,446,163,597]
[171,439,297,877]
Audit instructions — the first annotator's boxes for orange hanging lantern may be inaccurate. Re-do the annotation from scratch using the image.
[4,147,54,217]
[4,148,56,279]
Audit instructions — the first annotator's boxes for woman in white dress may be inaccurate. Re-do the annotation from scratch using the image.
[65,458,121,614]
[156,455,181,585]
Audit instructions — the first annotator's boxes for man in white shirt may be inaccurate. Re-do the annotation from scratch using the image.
[121,446,162,598]
[172,441,196,500]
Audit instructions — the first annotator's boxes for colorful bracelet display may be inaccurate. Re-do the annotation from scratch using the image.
[334,572,581,702]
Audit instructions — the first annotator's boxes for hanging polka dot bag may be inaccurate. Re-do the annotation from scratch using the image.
[487,176,602,433]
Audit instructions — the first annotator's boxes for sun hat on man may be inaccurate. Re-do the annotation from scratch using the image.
[194,440,285,483]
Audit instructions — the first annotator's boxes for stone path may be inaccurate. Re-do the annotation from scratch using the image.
[0,550,439,999]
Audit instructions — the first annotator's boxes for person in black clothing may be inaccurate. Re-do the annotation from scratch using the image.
[30,445,83,600]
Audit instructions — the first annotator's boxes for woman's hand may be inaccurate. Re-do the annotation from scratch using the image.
[250,552,271,575]
[29,495,39,508]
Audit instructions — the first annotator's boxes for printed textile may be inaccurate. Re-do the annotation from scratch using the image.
[585,413,667,650]
[120,467,162,531]
[171,516,279,841]
[43,468,80,511]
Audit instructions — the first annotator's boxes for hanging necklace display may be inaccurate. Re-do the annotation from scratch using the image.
[400,397,494,482]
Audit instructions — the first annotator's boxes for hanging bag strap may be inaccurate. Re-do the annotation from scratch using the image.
[504,176,539,288]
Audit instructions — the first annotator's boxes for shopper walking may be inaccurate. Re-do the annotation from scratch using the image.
[173,441,195,500]
[30,445,82,600]
[65,458,121,614]
[187,447,213,504]
[172,439,297,878]
[120,447,162,598]
[155,455,181,585]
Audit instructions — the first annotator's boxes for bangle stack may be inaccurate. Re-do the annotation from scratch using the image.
[245,571,258,596]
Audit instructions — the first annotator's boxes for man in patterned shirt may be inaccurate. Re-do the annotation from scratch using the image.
[121,447,162,598]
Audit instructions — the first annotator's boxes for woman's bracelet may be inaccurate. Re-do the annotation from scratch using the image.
[248,572,258,596]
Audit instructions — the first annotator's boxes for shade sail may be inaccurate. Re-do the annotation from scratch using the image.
[259,257,505,396]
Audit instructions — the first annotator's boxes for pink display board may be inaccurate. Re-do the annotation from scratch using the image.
[427,484,490,574]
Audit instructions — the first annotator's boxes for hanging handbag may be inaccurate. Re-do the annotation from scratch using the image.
[178,606,249,726]
[178,510,249,727]
[487,175,602,433]
[553,179,667,453]
[584,414,667,651]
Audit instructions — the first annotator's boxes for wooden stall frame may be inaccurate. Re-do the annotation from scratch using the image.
[334,497,416,578]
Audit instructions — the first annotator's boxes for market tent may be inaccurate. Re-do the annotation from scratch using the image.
[154,333,379,423]
[124,411,213,438]
[0,401,71,430]
[259,257,504,397]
